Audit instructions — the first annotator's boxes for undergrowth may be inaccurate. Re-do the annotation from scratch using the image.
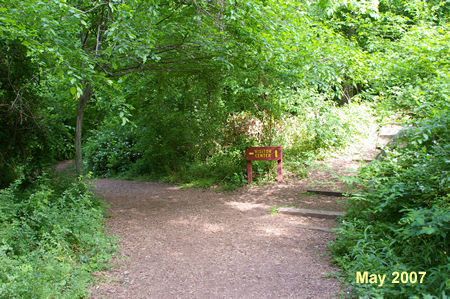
[331,113,449,298]
[0,173,116,298]
[84,98,375,191]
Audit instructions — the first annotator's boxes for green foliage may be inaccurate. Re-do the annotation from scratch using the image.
[0,39,55,188]
[84,123,139,177]
[165,146,247,190]
[84,84,375,189]
[331,114,449,297]
[0,173,116,298]
[279,91,376,161]
[1,0,449,296]
[370,24,449,119]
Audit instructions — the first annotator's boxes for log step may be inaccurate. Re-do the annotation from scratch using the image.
[378,134,397,138]
[278,207,345,219]
[306,190,345,197]
[297,225,333,233]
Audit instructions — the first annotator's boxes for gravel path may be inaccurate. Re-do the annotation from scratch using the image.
[88,177,347,299]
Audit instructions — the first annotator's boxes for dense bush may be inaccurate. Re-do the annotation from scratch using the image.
[369,24,450,119]
[84,123,140,177]
[0,39,79,187]
[331,114,449,298]
[0,174,116,298]
[163,146,247,190]
[278,91,376,162]
[0,39,54,188]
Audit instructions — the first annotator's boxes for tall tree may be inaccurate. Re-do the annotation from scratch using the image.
[3,0,234,173]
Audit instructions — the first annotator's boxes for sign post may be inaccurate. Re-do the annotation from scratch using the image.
[245,146,283,183]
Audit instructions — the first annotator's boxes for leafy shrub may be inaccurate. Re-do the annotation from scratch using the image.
[369,24,449,119]
[279,91,376,162]
[84,123,140,176]
[0,174,116,298]
[164,146,247,190]
[0,39,56,188]
[331,114,449,298]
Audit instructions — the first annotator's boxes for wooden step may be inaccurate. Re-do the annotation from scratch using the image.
[297,225,333,233]
[278,207,345,219]
[378,134,397,138]
[306,190,345,197]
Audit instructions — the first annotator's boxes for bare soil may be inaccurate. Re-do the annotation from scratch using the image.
[87,130,380,298]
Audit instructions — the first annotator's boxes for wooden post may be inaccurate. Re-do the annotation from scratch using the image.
[247,161,253,183]
[277,159,283,182]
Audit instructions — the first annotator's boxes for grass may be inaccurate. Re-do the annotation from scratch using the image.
[268,205,297,215]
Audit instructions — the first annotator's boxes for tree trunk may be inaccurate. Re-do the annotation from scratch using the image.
[75,84,92,174]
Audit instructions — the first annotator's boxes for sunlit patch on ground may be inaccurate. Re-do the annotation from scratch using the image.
[225,201,268,211]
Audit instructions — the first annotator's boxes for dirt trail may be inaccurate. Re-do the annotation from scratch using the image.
[89,178,343,299]
[87,126,385,298]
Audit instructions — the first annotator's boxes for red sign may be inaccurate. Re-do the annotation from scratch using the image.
[245,146,283,183]
[246,146,282,161]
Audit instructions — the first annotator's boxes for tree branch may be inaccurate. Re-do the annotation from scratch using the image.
[110,55,212,78]
[154,2,184,26]
[81,2,108,14]
[153,32,190,54]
